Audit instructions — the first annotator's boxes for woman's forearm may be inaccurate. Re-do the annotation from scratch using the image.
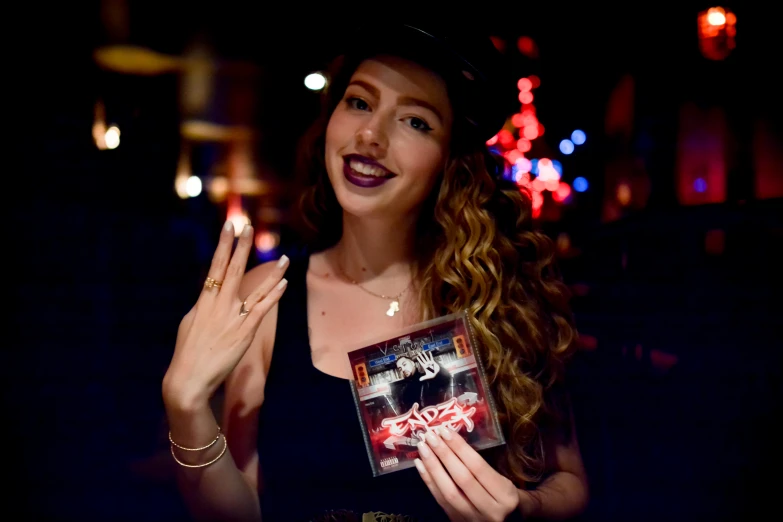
[517,471,589,520]
[165,397,261,522]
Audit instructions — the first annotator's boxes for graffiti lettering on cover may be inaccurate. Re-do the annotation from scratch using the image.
[380,397,477,450]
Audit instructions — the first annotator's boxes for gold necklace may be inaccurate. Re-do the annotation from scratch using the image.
[337,263,413,317]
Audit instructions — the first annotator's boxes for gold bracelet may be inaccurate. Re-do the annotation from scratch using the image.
[170,433,228,468]
[168,426,221,451]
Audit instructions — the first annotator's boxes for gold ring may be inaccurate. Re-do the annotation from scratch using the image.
[239,301,250,316]
[204,277,223,289]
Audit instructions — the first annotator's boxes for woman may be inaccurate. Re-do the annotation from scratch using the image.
[163,22,589,521]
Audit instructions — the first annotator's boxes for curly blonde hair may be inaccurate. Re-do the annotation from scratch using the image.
[293,54,578,485]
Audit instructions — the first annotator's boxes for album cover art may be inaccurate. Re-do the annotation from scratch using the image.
[348,310,505,476]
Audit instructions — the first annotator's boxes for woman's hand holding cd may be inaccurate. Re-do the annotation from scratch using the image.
[162,221,289,410]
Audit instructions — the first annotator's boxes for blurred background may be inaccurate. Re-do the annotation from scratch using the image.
[10,1,781,520]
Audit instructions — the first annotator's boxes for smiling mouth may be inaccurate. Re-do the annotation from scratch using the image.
[343,154,396,178]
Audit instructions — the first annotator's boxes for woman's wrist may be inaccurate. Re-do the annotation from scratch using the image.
[162,374,212,414]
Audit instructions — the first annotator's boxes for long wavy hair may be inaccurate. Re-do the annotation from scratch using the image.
[292,52,577,484]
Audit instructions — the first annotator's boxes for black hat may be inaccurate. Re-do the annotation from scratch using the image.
[333,22,516,143]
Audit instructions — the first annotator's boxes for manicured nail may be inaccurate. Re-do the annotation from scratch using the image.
[276,278,288,291]
[277,255,289,268]
[414,458,426,474]
[223,220,233,232]
[417,441,432,458]
[425,431,440,447]
[438,426,453,440]
[241,224,252,237]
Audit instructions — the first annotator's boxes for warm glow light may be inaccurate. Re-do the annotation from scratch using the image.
[522,125,538,140]
[511,113,525,127]
[486,134,498,146]
[519,91,534,104]
[516,138,531,152]
[104,126,120,149]
[255,230,280,253]
[707,8,726,26]
[304,72,327,91]
[617,183,632,206]
[185,175,202,197]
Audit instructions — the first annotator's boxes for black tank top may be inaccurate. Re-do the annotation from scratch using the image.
[257,255,449,522]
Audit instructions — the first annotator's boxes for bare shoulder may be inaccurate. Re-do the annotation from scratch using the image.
[239,259,281,299]
[221,259,284,485]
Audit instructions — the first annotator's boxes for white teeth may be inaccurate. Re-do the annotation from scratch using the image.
[350,160,387,177]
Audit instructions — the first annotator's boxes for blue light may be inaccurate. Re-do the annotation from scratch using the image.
[552,160,563,175]
[573,177,588,192]
[559,139,575,155]
[530,158,539,175]
[571,130,586,145]
[694,178,707,193]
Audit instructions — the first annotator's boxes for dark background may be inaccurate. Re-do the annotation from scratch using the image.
[10,2,781,520]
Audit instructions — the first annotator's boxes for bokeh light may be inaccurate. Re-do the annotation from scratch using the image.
[573,177,589,192]
[571,129,586,145]
[304,72,327,91]
[185,176,202,197]
[559,139,575,155]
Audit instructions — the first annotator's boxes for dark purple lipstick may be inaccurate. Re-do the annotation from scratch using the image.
[343,154,396,188]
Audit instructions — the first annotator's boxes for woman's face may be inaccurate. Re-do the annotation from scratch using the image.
[396,357,416,378]
[324,55,453,221]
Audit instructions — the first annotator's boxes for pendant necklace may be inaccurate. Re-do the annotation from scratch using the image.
[337,263,413,317]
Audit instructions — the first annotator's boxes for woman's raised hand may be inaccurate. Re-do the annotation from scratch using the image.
[162,222,289,409]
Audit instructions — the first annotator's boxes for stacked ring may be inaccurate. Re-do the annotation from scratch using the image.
[204,277,223,289]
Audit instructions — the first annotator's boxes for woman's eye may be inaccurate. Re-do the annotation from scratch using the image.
[347,97,369,111]
[406,117,433,132]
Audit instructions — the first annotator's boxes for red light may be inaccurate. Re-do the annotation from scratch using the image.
[511,113,525,127]
[517,36,538,58]
[516,138,531,152]
[529,75,540,88]
[518,91,534,104]
[517,78,532,91]
[545,179,559,191]
[505,149,523,164]
[553,182,572,202]
[523,125,539,140]
[490,36,506,53]
[486,134,498,146]
[531,178,545,192]
[537,123,545,136]
[498,129,515,148]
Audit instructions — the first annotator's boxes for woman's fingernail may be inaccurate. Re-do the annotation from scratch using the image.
[438,426,453,440]
[223,220,233,232]
[277,255,289,268]
[417,441,432,458]
[425,431,440,447]
[276,279,288,291]
[241,224,252,237]
[414,458,426,474]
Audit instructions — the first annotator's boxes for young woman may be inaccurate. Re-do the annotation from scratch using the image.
[163,22,589,521]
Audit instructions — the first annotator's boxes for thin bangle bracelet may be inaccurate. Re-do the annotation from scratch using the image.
[170,434,228,468]
[169,426,221,451]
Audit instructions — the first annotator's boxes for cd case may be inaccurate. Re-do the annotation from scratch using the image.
[348,310,505,476]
